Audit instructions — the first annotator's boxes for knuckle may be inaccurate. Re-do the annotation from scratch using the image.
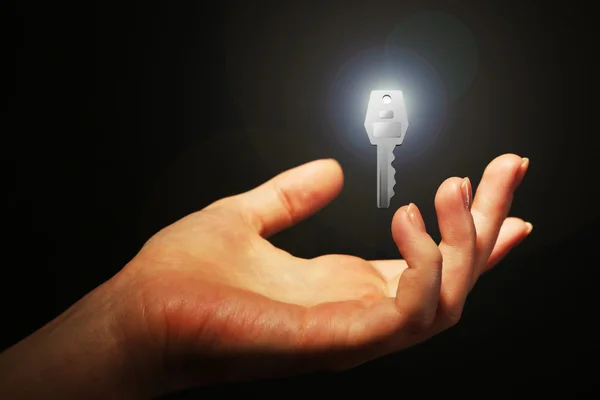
[405,311,437,333]
[443,305,464,327]
[271,182,296,226]
[429,247,444,267]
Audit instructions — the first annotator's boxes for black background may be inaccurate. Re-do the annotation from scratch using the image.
[7,0,599,396]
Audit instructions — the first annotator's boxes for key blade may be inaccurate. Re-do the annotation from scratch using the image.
[377,142,397,208]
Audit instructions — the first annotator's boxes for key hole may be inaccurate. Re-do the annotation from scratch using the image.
[382,95,392,104]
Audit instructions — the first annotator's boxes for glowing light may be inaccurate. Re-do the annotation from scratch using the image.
[328,45,447,164]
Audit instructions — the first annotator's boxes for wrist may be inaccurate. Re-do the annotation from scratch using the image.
[0,276,164,399]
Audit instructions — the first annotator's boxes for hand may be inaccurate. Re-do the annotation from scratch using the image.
[0,154,531,399]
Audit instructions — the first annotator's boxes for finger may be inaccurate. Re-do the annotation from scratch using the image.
[482,218,533,273]
[226,159,344,237]
[331,205,442,362]
[391,204,443,331]
[435,177,477,324]
[368,220,533,295]
[471,154,529,275]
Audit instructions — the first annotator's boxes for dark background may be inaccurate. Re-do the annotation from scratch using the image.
[7,0,599,396]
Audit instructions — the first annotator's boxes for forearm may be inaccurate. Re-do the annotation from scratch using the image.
[0,282,161,399]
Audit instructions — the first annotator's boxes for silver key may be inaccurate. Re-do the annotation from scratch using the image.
[364,90,409,208]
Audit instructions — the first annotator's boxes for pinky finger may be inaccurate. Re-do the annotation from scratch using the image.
[481,217,533,274]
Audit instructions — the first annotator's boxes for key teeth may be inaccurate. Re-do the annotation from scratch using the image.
[390,147,396,200]
[388,164,396,201]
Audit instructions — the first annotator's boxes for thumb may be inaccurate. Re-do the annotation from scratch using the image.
[228,159,344,238]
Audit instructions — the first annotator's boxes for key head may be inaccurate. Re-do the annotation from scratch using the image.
[364,90,409,146]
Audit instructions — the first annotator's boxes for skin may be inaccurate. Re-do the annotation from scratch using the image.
[0,153,531,399]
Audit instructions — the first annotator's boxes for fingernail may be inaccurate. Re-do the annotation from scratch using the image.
[406,203,426,232]
[514,157,529,189]
[512,222,533,249]
[461,177,472,210]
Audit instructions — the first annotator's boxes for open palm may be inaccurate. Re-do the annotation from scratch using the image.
[118,154,530,391]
